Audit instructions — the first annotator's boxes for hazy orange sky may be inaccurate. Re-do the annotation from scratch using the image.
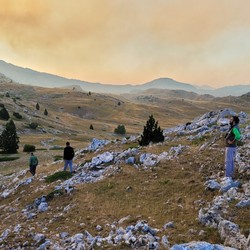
[1,0,250,87]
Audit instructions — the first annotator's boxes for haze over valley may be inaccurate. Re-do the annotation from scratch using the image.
[1,60,250,97]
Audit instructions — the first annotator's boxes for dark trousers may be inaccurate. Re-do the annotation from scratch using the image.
[30,165,37,176]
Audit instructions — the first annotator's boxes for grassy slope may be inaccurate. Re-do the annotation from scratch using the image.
[0,83,249,248]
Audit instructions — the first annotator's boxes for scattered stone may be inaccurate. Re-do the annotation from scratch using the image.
[87,138,110,151]
[204,179,221,191]
[163,222,175,229]
[220,178,240,193]
[170,241,237,250]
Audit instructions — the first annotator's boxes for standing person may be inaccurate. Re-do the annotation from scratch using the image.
[29,152,38,176]
[225,116,241,178]
[63,142,75,173]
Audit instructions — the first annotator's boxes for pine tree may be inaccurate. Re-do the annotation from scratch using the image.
[36,103,40,110]
[44,108,48,116]
[139,115,164,146]
[90,124,94,130]
[0,107,10,120]
[0,120,19,153]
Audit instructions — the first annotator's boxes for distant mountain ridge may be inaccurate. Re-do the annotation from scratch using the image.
[1,59,250,97]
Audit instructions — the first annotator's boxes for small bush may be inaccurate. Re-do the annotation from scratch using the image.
[36,103,40,110]
[46,189,64,201]
[90,124,94,130]
[159,179,170,185]
[45,171,72,183]
[54,155,63,161]
[13,112,22,119]
[23,144,36,152]
[114,124,126,135]
[49,147,64,151]
[0,156,19,162]
[36,148,47,151]
[191,136,207,145]
[29,122,38,129]
[44,109,48,116]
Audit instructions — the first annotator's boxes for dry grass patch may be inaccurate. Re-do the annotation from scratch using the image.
[44,159,221,245]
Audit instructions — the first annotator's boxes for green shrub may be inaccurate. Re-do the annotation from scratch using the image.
[29,122,38,129]
[90,124,94,130]
[46,189,64,201]
[191,135,209,145]
[36,103,40,110]
[0,156,19,162]
[114,124,126,135]
[45,171,73,183]
[23,144,36,152]
[49,147,64,151]
[53,155,63,161]
[13,112,22,119]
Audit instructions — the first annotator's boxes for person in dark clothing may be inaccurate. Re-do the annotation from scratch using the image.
[29,152,38,176]
[63,142,75,173]
[225,116,241,178]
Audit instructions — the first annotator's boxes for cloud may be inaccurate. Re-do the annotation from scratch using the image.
[1,0,250,86]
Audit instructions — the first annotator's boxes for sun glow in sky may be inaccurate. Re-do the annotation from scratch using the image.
[1,0,250,87]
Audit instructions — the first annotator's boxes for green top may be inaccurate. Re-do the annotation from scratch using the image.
[30,155,38,166]
[233,127,241,140]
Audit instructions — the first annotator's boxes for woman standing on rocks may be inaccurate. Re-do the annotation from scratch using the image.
[225,116,241,178]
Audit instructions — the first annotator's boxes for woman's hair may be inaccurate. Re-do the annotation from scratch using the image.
[232,116,239,124]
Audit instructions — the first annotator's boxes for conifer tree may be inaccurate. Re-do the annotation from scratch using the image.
[90,124,94,130]
[0,107,10,120]
[36,103,40,110]
[44,108,48,116]
[0,119,19,153]
[139,115,164,146]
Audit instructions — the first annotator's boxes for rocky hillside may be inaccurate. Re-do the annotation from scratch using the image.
[0,108,249,249]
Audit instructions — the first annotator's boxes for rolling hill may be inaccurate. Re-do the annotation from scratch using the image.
[1,59,250,96]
